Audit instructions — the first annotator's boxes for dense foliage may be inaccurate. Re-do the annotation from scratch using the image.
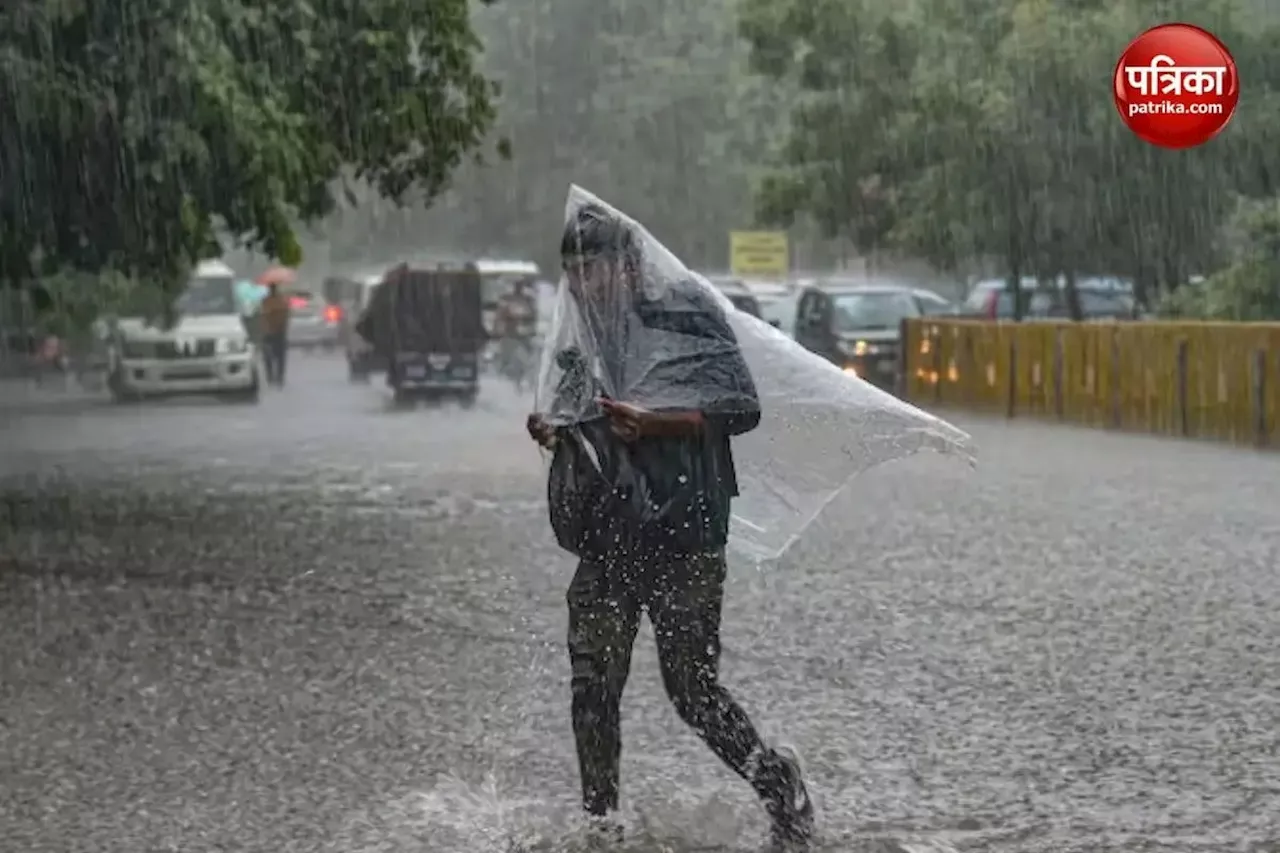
[412,0,1279,316]
[0,0,499,308]
[322,0,795,274]
[1160,198,1280,319]
[738,0,1280,312]
[3,0,1277,320]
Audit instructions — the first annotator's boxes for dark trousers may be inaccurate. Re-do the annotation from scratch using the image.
[567,547,767,815]
[262,332,287,384]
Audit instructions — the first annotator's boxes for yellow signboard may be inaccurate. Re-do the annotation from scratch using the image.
[729,231,789,277]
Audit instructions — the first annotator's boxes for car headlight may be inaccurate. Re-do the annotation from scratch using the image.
[838,339,873,356]
[218,337,249,354]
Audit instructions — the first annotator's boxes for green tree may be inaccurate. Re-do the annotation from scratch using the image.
[0,0,499,311]
[393,0,793,273]
[1160,197,1280,319]
[740,0,1280,315]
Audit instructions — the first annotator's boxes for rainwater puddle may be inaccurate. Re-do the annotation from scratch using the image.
[337,774,977,853]
[217,478,543,516]
[343,494,544,519]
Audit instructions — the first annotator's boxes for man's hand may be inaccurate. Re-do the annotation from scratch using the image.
[598,398,704,441]
[526,413,558,449]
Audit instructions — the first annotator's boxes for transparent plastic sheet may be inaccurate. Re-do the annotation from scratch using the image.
[534,186,975,561]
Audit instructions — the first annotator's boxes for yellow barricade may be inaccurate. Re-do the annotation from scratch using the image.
[902,319,1280,446]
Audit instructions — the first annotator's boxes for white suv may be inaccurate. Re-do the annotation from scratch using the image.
[107,261,259,403]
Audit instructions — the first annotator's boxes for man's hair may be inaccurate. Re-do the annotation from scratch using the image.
[560,204,640,270]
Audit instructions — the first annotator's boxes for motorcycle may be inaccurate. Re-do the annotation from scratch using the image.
[494,335,538,393]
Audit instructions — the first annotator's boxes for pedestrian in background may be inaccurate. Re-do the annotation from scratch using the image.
[259,283,291,386]
[33,333,65,387]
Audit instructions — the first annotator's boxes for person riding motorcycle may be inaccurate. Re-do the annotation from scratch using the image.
[494,279,537,340]
[492,280,538,385]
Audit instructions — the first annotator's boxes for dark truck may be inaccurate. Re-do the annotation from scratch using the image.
[355,263,486,407]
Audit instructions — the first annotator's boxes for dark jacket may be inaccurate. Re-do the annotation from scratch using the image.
[547,281,760,559]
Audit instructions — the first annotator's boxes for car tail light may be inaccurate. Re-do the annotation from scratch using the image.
[289,296,308,309]
[324,304,341,323]
[984,292,998,318]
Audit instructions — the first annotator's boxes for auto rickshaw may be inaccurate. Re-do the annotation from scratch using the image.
[354,263,485,407]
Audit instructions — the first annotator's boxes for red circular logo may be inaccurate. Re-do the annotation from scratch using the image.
[1113,23,1238,149]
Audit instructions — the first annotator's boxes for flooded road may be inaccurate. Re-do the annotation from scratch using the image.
[3,356,1278,852]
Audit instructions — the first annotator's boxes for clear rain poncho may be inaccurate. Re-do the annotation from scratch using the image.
[534,186,975,562]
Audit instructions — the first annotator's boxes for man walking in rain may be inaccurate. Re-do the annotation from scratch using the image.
[258,282,290,386]
[526,204,814,850]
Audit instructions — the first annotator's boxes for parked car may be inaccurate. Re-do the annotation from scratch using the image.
[793,284,944,387]
[964,275,1136,319]
[1024,290,1139,321]
[911,288,961,316]
[701,273,804,331]
[763,286,803,336]
[703,274,763,319]
[743,280,795,330]
[963,277,1040,317]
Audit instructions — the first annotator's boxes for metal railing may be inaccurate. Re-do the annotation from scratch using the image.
[900,318,1280,447]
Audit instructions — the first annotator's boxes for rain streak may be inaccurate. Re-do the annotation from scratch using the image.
[2,2,1279,852]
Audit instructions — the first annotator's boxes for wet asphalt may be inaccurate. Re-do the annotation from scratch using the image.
[2,354,1278,853]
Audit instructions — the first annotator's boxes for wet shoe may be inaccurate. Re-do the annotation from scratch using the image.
[583,815,624,849]
[757,746,815,851]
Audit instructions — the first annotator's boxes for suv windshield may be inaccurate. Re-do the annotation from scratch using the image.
[176,276,237,316]
[832,292,917,331]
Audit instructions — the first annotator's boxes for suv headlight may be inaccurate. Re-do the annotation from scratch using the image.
[837,339,873,356]
[218,337,249,354]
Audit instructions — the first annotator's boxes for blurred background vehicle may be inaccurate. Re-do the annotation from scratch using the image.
[793,283,949,388]
[107,260,259,404]
[337,274,387,381]
[702,272,802,330]
[357,263,485,408]
[765,283,803,336]
[962,277,1040,318]
[1023,289,1139,321]
[534,279,558,342]
[283,289,342,352]
[475,259,540,337]
[963,275,1137,320]
[912,288,961,316]
[703,274,763,319]
[742,279,794,329]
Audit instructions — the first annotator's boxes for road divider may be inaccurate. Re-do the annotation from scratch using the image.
[899,319,1280,447]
